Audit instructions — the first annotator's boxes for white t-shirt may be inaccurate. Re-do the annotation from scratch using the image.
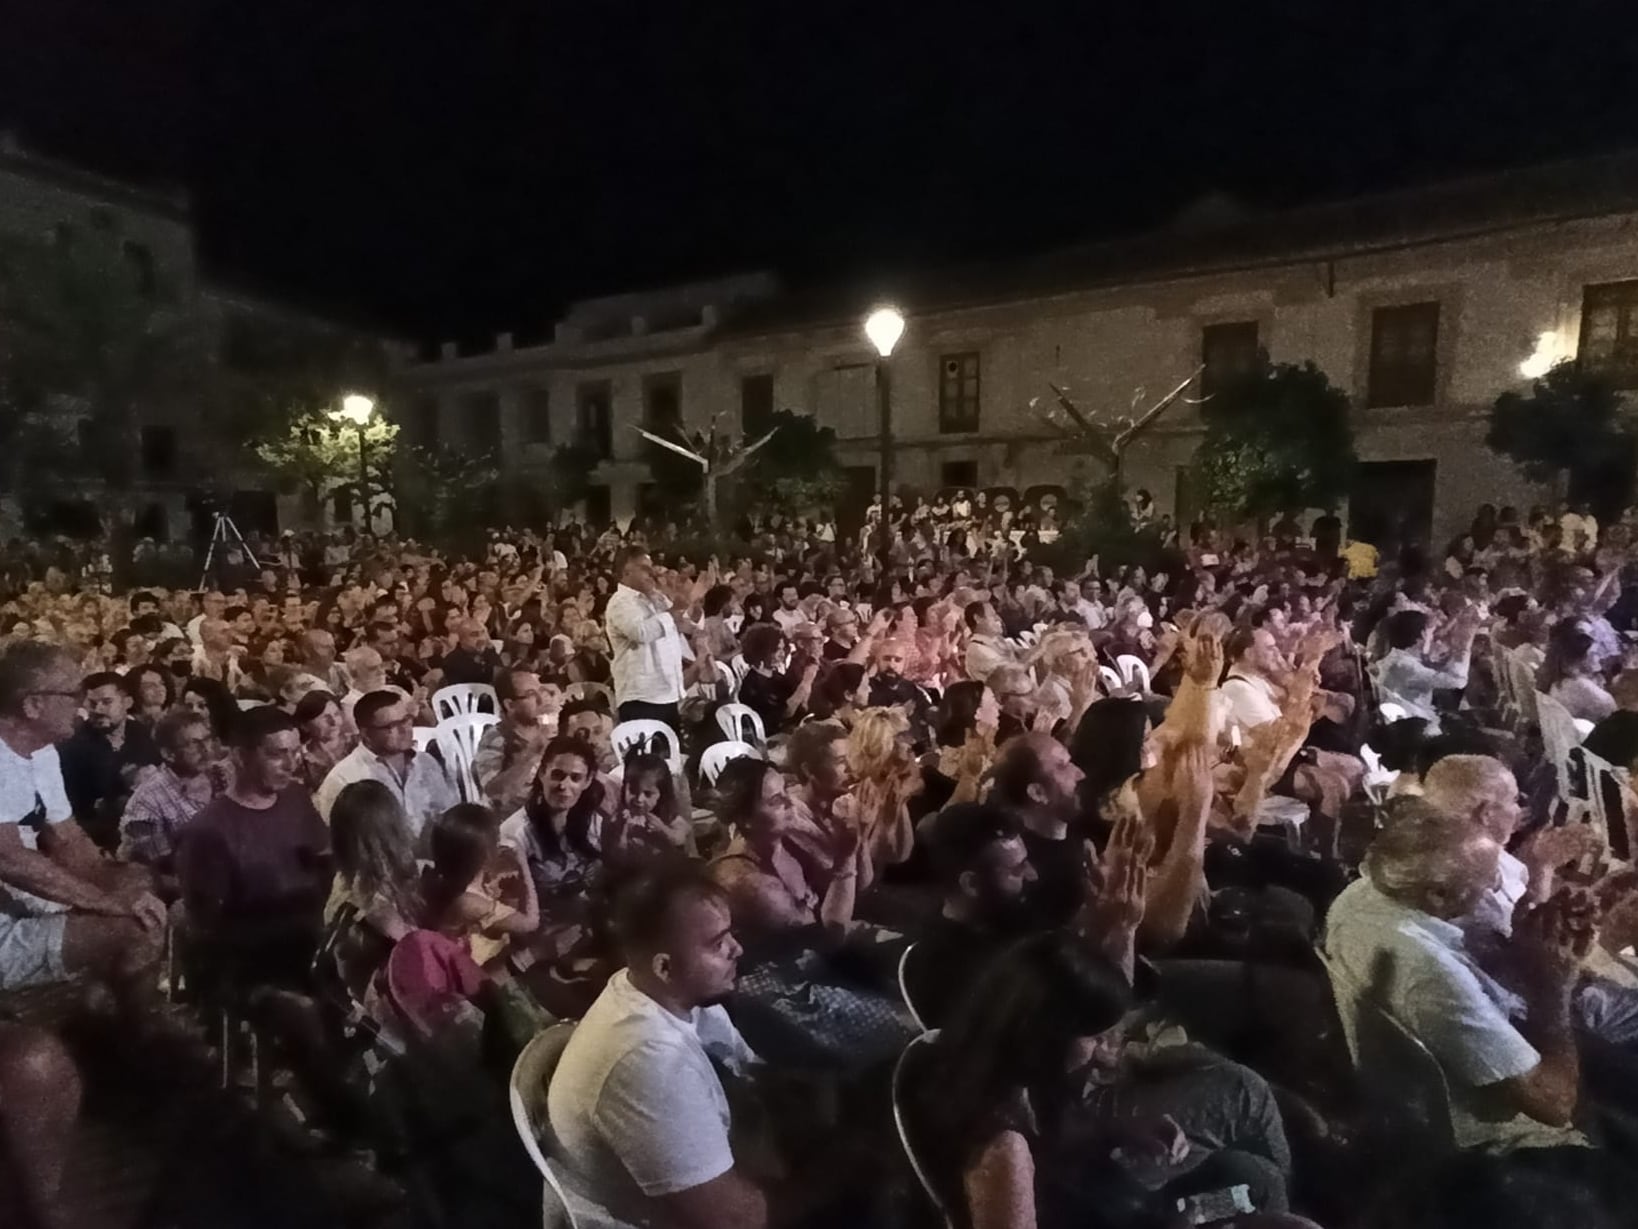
[0,737,75,914]
[1216,672,1282,732]
[546,970,757,1229]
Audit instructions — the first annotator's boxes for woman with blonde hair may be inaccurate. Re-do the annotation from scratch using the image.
[844,706,921,871]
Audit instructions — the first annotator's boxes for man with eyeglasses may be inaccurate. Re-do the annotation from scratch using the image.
[314,689,457,841]
[118,710,224,888]
[0,641,166,995]
[475,666,559,812]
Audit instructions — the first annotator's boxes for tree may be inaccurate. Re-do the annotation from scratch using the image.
[1193,356,1356,525]
[637,415,780,528]
[549,438,607,513]
[736,409,847,520]
[0,230,225,583]
[254,409,400,526]
[398,443,502,550]
[1487,360,1635,518]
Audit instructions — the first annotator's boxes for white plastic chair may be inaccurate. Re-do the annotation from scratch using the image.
[1098,665,1123,694]
[1114,654,1151,693]
[236,698,269,711]
[1537,689,1589,822]
[1359,743,1398,812]
[411,726,439,754]
[1254,795,1310,846]
[508,1023,581,1229]
[699,739,762,787]
[433,682,498,722]
[897,944,930,1033]
[562,681,614,711]
[1378,700,1410,725]
[434,711,500,804]
[610,719,683,773]
[1016,629,1040,649]
[724,613,744,636]
[715,702,767,746]
[892,1033,955,1228]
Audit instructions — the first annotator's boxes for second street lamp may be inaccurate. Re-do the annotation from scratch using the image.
[863,307,905,577]
[335,393,375,531]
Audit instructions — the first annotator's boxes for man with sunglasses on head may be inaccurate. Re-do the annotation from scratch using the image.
[0,641,166,998]
[314,690,457,842]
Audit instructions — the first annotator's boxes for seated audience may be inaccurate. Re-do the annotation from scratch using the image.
[118,708,224,885]
[56,669,161,844]
[315,689,458,840]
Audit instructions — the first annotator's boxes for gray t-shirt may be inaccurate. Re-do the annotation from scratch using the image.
[546,970,757,1229]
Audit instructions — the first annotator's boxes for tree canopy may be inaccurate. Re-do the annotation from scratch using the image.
[1487,360,1635,518]
[1193,357,1356,524]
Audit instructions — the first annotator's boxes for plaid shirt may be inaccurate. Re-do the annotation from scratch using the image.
[119,765,219,868]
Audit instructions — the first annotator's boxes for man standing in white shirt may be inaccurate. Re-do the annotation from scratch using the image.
[604,548,687,727]
[548,863,765,1229]
[314,690,457,841]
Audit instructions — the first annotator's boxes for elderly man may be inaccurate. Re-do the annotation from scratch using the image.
[440,618,502,687]
[338,645,411,725]
[119,709,224,885]
[191,617,244,690]
[315,690,458,840]
[186,589,226,646]
[473,667,555,812]
[604,547,688,726]
[298,628,350,697]
[1324,797,1591,1154]
[1423,754,1638,1048]
[56,669,161,843]
[0,641,166,998]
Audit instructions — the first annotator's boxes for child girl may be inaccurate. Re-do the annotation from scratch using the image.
[418,803,539,968]
[606,752,694,866]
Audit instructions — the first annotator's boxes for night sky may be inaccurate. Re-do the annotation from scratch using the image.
[4,0,1638,340]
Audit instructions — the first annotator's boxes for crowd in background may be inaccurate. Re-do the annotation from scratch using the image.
[4,491,1638,1228]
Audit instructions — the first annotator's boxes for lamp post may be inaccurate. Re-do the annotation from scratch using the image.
[334,393,375,531]
[863,307,905,577]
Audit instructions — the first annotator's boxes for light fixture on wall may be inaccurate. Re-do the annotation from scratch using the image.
[1518,330,1567,379]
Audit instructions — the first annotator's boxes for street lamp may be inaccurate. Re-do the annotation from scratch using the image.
[864,307,905,575]
[333,393,375,531]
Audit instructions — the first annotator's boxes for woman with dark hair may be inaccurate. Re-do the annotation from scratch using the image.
[809,660,869,725]
[1540,617,1615,722]
[124,663,175,729]
[294,689,355,792]
[740,591,769,629]
[919,680,1000,817]
[1070,696,1153,819]
[738,624,817,737]
[708,757,916,1068]
[919,933,1300,1229]
[699,583,741,660]
[420,802,539,967]
[497,736,611,1015]
[178,676,238,742]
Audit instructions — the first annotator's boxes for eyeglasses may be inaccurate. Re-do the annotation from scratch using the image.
[367,716,414,733]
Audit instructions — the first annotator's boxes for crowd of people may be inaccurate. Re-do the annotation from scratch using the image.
[4,493,1638,1228]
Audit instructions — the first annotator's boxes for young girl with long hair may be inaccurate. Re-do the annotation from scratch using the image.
[605,752,693,866]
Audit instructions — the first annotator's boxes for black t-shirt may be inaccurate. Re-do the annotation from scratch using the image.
[908,913,1013,1029]
[1585,711,1638,772]
[739,668,795,737]
[440,646,501,686]
[1019,828,1084,928]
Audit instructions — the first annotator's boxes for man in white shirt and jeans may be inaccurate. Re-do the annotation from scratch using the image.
[547,862,766,1229]
[604,548,688,728]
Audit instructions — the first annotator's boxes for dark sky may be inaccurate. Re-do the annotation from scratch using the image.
[4,0,1638,340]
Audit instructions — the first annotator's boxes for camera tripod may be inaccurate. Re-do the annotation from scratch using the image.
[197,512,260,592]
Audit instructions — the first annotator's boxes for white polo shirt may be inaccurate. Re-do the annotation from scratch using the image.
[313,743,458,840]
[547,970,757,1229]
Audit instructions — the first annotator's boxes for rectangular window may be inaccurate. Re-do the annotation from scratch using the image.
[140,425,177,477]
[577,381,613,458]
[1580,281,1638,389]
[1200,321,1260,398]
[741,373,775,439]
[523,386,552,445]
[643,373,682,436]
[1368,302,1441,407]
[941,460,979,489]
[403,397,439,448]
[462,391,501,453]
[938,352,981,434]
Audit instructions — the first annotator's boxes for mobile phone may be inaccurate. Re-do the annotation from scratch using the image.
[1176,1184,1253,1225]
